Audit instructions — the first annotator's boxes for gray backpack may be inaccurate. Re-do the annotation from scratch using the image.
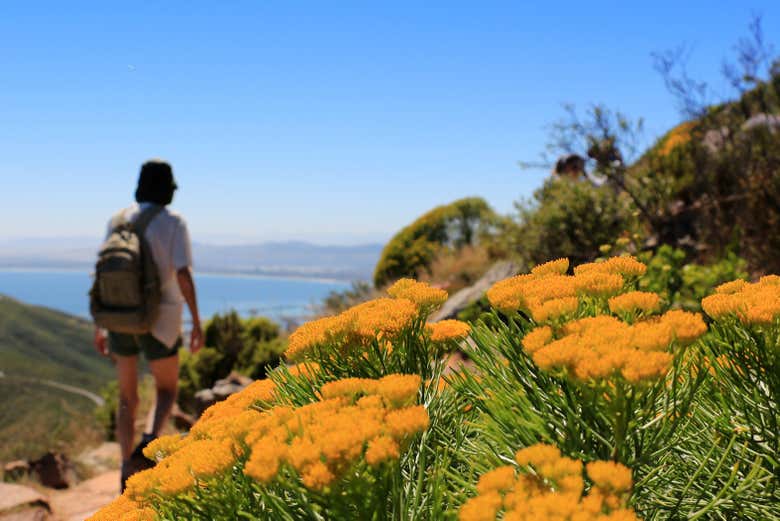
[89,205,163,334]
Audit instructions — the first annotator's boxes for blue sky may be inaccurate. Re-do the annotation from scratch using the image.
[1,2,778,245]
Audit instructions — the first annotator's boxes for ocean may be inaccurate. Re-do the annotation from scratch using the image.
[0,269,348,323]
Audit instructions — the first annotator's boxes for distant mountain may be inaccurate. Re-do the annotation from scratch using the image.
[0,238,384,281]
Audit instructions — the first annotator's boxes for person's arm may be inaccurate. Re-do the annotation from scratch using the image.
[176,266,203,353]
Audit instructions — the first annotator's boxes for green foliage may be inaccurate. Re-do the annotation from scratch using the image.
[373,197,498,287]
[178,311,286,413]
[320,281,376,315]
[504,178,634,266]
[0,296,113,389]
[0,297,113,461]
[95,381,119,441]
[638,245,748,310]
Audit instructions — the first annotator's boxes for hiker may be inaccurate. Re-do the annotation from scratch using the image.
[90,159,203,491]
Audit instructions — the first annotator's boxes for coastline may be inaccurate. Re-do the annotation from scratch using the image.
[0,266,354,286]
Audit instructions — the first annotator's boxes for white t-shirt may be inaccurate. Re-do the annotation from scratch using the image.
[107,202,193,348]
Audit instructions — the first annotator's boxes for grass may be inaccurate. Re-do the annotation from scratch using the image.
[0,295,114,463]
[0,378,103,462]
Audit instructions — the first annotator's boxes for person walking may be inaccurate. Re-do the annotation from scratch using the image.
[91,159,203,491]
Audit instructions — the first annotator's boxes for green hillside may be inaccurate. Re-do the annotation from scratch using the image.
[0,295,112,390]
[0,296,113,461]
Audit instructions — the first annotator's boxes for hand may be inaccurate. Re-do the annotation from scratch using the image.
[189,324,204,354]
[93,328,109,357]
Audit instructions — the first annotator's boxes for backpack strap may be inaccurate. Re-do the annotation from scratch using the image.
[132,205,165,237]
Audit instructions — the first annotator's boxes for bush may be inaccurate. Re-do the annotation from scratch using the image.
[93,259,779,521]
[505,177,634,267]
[373,197,499,287]
[178,312,286,414]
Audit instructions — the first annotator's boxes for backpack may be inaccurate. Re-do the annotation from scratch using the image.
[89,205,163,334]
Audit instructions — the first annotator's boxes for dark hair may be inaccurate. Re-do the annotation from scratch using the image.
[135,159,177,205]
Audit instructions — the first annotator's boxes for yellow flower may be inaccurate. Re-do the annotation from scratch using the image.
[385,405,430,440]
[715,279,748,294]
[586,461,633,494]
[427,320,472,342]
[459,491,503,521]
[476,465,516,495]
[660,309,707,345]
[365,435,400,467]
[86,494,139,521]
[301,461,335,491]
[574,256,646,278]
[387,278,448,309]
[608,291,661,315]
[574,272,624,297]
[377,374,421,408]
[119,508,157,521]
[244,441,287,484]
[462,445,639,521]
[320,378,378,401]
[521,326,553,354]
[286,313,354,361]
[530,258,569,277]
[143,434,185,462]
[529,297,579,323]
[351,298,419,339]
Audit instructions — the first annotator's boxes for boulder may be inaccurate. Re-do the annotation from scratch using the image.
[430,260,520,322]
[193,372,253,416]
[0,482,50,519]
[29,452,70,490]
[2,461,30,481]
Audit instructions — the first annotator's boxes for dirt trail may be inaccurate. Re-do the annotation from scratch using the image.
[47,471,119,521]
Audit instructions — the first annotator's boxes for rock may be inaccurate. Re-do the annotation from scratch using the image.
[193,388,217,416]
[171,405,195,431]
[2,461,30,481]
[0,483,50,518]
[702,127,729,154]
[194,372,253,416]
[75,443,121,476]
[430,261,520,322]
[48,470,120,521]
[29,453,70,490]
[212,372,252,401]
[741,113,780,133]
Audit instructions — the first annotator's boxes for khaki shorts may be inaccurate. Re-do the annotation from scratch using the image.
[108,332,181,360]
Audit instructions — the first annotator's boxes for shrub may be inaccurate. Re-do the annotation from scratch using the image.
[506,178,634,267]
[373,197,499,287]
[93,259,779,521]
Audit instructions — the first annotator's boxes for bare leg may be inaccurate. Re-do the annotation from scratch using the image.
[115,355,139,462]
[146,354,179,436]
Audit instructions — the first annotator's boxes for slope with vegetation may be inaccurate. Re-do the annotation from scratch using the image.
[0,296,113,461]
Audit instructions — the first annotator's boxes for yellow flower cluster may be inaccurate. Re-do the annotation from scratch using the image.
[574,256,647,278]
[87,495,152,521]
[702,276,780,326]
[243,374,429,490]
[125,439,236,500]
[285,297,419,361]
[524,310,706,384]
[427,319,472,342]
[608,291,661,316]
[388,278,448,309]
[459,444,638,521]
[487,257,649,317]
[531,258,570,277]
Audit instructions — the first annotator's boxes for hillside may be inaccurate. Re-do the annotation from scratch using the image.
[0,296,113,461]
[0,295,112,389]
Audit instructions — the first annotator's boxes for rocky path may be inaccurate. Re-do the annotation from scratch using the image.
[0,444,120,521]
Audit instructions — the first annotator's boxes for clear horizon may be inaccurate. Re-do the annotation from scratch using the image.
[2,2,779,245]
